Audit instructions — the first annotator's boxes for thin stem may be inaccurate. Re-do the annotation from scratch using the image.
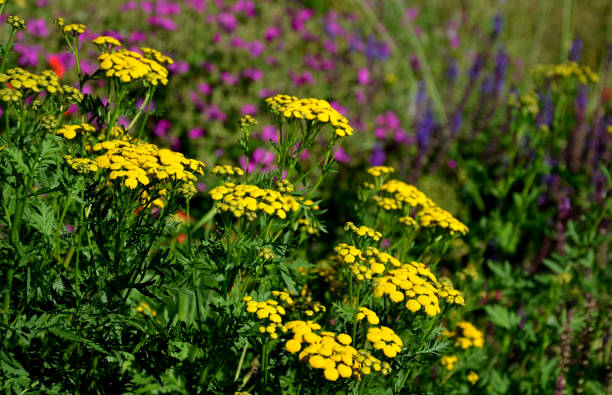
[0,28,17,73]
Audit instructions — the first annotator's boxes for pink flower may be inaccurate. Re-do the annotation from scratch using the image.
[333,147,351,163]
[207,104,227,122]
[330,101,348,117]
[148,16,178,31]
[153,119,172,137]
[246,40,265,58]
[234,0,256,17]
[260,124,278,143]
[129,31,147,43]
[264,26,281,41]
[242,68,263,82]
[220,71,239,85]
[27,18,49,38]
[217,12,238,32]
[357,68,370,85]
[188,127,205,139]
[186,0,206,12]
[169,61,190,74]
[241,103,257,116]
[198,82,212,95]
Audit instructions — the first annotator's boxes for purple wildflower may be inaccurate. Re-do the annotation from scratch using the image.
[188,127,205,139]
[27,18,49,37]
[153,119,172,137]
[217,12,238,32]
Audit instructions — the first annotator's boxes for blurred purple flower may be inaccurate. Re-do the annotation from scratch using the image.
[120,1,138,11]
[370,145,386,166]
[153,119,172,137]
[291,8,314,32]
[260,125,278,142]
[14,44,39,67]
[148,16,178,31]
[220,71,239,85]
[169,61,190,74]
[494,48,508,94]
[334,147,351,163]
[447,159,457,170]
[569,38,583,62]
[252,147,275,165]
[447,58,458,83]
[188,127,205,139]
[330,101,348,117]
[231,37,245,48]
[416,107,435,149]
[129,31,147,43]
[27,18,49,37]
[234,0,256,17]
[136,97,155,111]
[156,0,181,15]
[492,13,503,39]
[218,12,238,32]
[186,0,206,12]
[242,68,263,82]
[36,0,49,6]
[405,7,419,21]
[197,182,207,192]
[323,40,337,54]
[246,40,265,58]
[289,70,314,86]
[207,104,227,121]
[357,68,370,85]
[264,26,282,42]
[198,82,212,95]
[241,103,257,115]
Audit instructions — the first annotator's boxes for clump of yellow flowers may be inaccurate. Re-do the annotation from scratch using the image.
[94,38,171,86]
[65,139,205,194]
[344,222,383,242]
[532,61,599,85]
[56,123,95,140]
[443,321,485,349]
[210,183,301,220]
[265,94,354,137]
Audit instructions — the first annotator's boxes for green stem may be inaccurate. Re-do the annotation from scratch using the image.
[234,341,249,382]
[2,268,14,325]
[0,28,17,73]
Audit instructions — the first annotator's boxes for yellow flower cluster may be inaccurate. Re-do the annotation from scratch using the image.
[0,87,20,103]
[303,302,326,317]
[258,247,274,260]
[440,355,458,371]
[367,326,402,358]
[98,50,169,85]
[243,296,288,339]
[373,262,442,315]
[434,278,465,305]
[399,216,418,228]
[239,115,257,128]
[68,140,205,192]
[265,94,353,137]
[334,244,401,280]
[444,321,484,349]
[344,222,383,242]
[6,16,25,30]
[417,206,469,235]
[298,218,319,235]
[136,301,157,317]
[0,68,63,96]
[532,62,599,85]
[467,371,479,384]
[374,180,435,211]
[508,92,539,116]
[285,323,390,381]
[141,47,174,65]
[92,35,122,51]
[356,307,380,325]
[211,165,244,177]
[210,183,301,220]
[64,156,98,173]
[367,166,395,177]
[56,123,95,140]
[63,23,87,36]
[276,179,294,192]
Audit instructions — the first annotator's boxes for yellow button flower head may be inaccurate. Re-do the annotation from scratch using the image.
[265,94,354,138]
[417,206,469,236]
[448,321,485,349]
[367,166,395,178]
[63,23,87,36]
[92,36,122,52]
[141,47,174,65]
[0,68,63,97]
[6,15,25,30]
[367,326,402,358]
[209,183,302,221]
[440,355,458,371]
[374,179,436,211]
[239,115,257,128]
[344,222,383,242]
[356,307,380,325]
[56,123,95,140]
[467,371,479,384]
[98,50,169,86]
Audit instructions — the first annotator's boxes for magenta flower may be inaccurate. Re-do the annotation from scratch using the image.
[289,70,314,86]
[258,88,275,98]
[220,72,239,86]
[231,37,245,48]
[186,0,206,12]
[291,8,314,32]
[148,16,178,31]
[241,103,257,116]
[242,68,263,82]
[129,31,147,43]
[357,68,370,85]
[330,101,348,117]
[217,12,238,33]
[246,41,265,58]
[252,147,275,165]
[239,155,255,173]
[234,0,256,17]
[27,18,49,38]
[36,0,49,6]
[188,127,205,139]
[169,61,190,74]
[333,147,351,163]
[156,0,181,15]
[136,97,155,111]
[198,82,212,95]
[14,44,40,67]
[323,40,337,54]
[207,104,227,122]
[264,26,281,42]
[260,125,278,143]
[140,1,154,13]
[120,1,138,11]
[153,119,172,137]
[197,182,207,191]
